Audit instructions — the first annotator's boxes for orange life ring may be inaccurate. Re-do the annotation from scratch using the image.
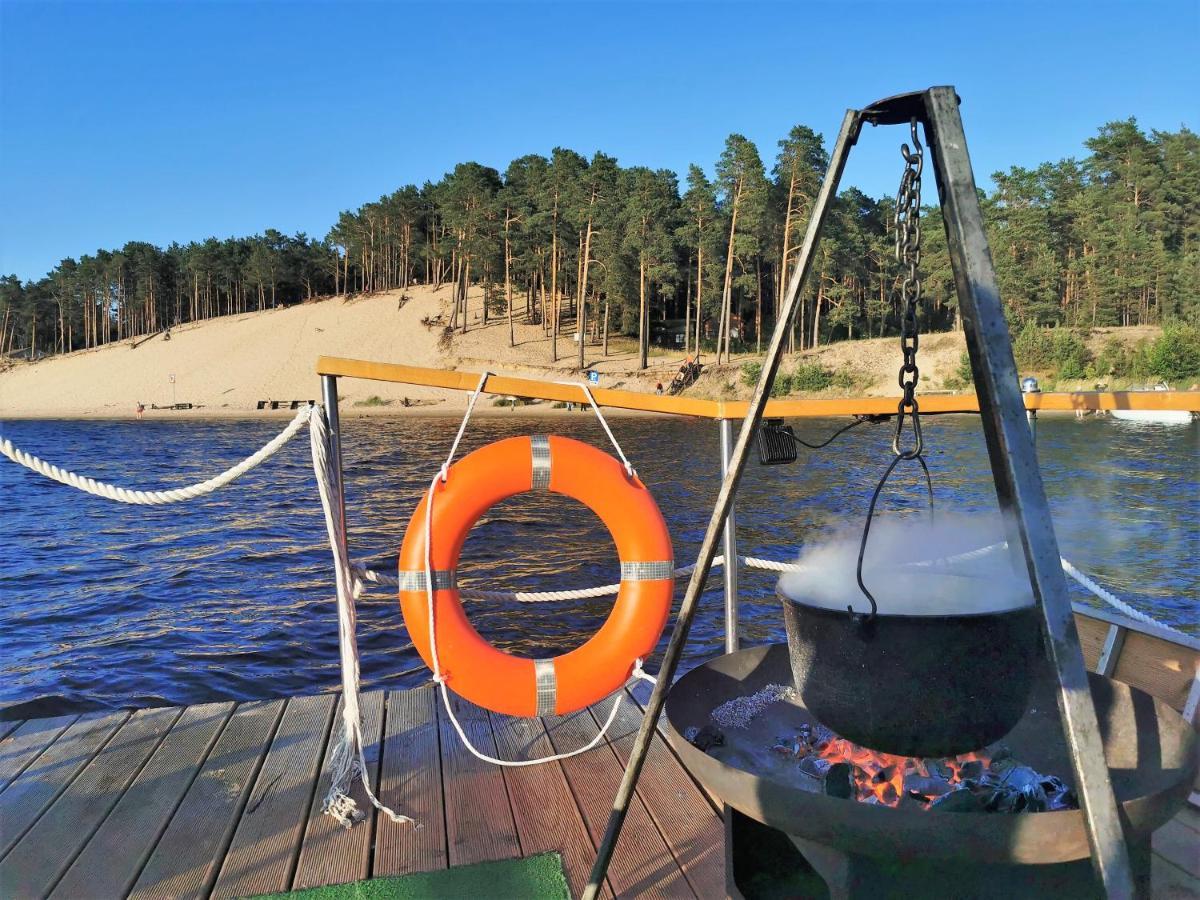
[398,435,673,717]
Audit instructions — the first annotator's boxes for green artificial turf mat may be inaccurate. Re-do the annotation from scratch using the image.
[252,852,570,899]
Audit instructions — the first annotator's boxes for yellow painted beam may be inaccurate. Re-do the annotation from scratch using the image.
[315,357,721,417]
[315,357,1200,419]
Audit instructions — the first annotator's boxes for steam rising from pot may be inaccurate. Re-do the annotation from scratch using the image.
[779,513,1035,616]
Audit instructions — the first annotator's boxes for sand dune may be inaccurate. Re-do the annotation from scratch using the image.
[0,285,688,419]
[0,287,517,418]
[6,283,1150,421]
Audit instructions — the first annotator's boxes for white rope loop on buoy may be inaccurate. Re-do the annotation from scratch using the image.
[0,404,313,504]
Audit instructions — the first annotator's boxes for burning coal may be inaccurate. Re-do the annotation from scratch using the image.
[766,721,1076,813]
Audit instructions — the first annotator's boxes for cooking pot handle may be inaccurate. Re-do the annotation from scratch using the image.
[853,452,934,625]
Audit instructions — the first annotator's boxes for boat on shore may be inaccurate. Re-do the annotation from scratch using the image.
[1110,383,1197,424]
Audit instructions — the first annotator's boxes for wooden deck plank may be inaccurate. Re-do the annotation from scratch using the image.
[373,686,447,878]
[1114,632,1199,712]
[544,702,694,900]
[595,690,726,899]
[0,720,23,742]
[292,692,386,890]
[1154,816,1200,879]
[1152,853,1200,899]
[1074,613,1110,671]
[129,699,286,900]
[0,706,180,899]
[211,693,336,900]
[0,715,77,792]
[438,690,521,867]
[50,702,233,899]
[490,710,611,900]
[0,710,130,857]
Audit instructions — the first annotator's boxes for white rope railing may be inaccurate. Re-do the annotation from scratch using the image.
[0,405,313,504]
[351,547,1186,637]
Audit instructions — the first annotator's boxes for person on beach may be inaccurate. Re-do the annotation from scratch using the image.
[656,382,663,395]
[136,402,145,420]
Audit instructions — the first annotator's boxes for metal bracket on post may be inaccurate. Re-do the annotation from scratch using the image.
[719,419,740,654]
[913,85,1133,897]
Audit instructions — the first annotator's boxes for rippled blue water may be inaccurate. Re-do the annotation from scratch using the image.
[1,413,1196,718]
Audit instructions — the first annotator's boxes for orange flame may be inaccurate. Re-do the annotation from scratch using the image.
[815,738,990,807]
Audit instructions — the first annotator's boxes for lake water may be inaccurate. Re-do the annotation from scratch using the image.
[1,413,1196,719]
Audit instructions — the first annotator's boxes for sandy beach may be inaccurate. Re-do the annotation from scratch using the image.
[4,284,1158,422]
[0,286,679,419]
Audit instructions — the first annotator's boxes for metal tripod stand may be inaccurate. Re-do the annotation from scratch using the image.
[581,86,1135,900]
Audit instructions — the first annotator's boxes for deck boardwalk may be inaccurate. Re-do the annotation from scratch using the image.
[0,684,1195,899]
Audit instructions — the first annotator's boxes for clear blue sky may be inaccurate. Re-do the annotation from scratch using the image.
[1,1,1196,281]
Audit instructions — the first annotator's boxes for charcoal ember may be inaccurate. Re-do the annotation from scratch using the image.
[904,775,955,799]
[957,760,985,781]
[930,786,987,812]
[991,764,1044,794]
[927,760,954,781]
[686,725,725,752]
[798,755,834,779]
[985,781,1048,814]
[1040,776,1078,811]
[823,762,854,799]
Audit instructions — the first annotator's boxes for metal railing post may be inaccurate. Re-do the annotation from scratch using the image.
[718,419,739,653]
[1022,377,1040,444]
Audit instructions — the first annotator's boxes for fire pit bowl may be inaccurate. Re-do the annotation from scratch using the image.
[663,643,1197,868]
[780,570,1040,757]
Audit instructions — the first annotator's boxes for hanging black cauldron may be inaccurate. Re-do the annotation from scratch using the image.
[779,570,1040,758]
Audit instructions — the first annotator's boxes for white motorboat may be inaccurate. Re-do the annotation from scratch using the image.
[1110,383,1196,424]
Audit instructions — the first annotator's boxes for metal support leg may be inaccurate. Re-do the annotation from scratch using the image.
[919,86,1133,897]
[581,107,862,900]
[719,419,740,654]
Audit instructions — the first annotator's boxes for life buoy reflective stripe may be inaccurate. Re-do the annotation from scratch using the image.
[398,435,673,717]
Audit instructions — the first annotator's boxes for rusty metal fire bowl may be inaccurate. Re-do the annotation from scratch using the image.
[663,644,1196,869]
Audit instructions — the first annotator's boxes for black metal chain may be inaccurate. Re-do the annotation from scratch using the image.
[893,118,924,459]
[851,120,932,628]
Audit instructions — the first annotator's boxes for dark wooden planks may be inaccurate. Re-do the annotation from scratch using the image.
[210,693,336,900]
[0,715,77,792]
[1114,633,1199,712]
[438,690,521,866]
[595,690,726,899]
[373,686,447,878]
[292,691,386,890]
[130,699,285,900]
[0,710,129,857]
[545,702,694,899]
[0,706,180,899]
[490,710,610,899]
[1153,816,1200,880]
[50,702,233,899]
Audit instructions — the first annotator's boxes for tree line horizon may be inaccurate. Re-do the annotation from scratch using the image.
[1,115,1196,368]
